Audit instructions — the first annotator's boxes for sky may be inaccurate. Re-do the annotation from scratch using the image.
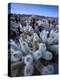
[8,3,58,17]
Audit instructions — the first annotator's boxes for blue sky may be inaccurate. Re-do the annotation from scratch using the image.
[9,3,58,17]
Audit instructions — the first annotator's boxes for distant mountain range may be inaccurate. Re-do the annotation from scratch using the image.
[8,13,58,19]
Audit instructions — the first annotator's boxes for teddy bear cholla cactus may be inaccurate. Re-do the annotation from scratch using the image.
[24,54,33,65]
[40,30,49,43]
[10,20,58,76]
[11,51,23,62]
[24,64,34,76]
[32,43,53,61]
[41,64,54,75]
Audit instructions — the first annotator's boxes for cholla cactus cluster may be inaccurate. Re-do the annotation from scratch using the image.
[8,14,58,77]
